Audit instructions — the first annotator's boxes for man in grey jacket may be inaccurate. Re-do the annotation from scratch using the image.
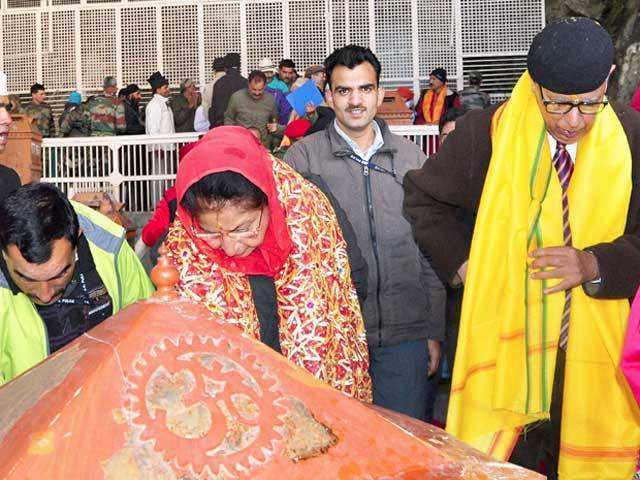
[284,45,445,421]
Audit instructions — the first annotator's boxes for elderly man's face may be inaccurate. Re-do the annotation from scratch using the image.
[429,75,444,91]
[184,84,197,97]
[535,80,608,145]
[311,72,326,90]
[0,96,13,152]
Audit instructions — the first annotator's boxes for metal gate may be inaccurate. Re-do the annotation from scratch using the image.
[1,0,544,105]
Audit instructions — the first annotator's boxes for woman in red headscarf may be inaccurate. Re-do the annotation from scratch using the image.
[163,126,372,401]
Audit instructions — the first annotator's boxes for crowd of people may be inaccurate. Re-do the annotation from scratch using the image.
[1,17,640,480]
[16,50,494,155]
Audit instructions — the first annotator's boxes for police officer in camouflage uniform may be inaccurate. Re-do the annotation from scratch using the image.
[459,71,490,110]
[58,92,89,137]
[85,76,126,136]
[24,83,55,137]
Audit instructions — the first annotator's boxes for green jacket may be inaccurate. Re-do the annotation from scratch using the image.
[0,201,154,384]
[24,102,55,137]
[85,95,126,136]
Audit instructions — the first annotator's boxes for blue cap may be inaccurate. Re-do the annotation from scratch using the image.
[68,91,82,104]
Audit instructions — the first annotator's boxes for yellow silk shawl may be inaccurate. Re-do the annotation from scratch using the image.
[446,72,640,479]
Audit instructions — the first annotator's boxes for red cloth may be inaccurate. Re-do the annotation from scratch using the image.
[140,141,198,247]
[397,86,413,101]
[175,126,293,277]
[179,141,199,159]
[141,187,176,247]
[630,83,640,113]
[284,118,312,139]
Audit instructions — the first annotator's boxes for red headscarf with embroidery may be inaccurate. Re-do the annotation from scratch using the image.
[175,126,293,277]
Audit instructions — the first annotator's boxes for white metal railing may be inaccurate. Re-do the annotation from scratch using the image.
[41,125,439,213]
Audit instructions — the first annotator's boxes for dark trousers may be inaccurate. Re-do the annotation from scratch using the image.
[445,285,464,373]
[369,339,432,422]
[509,349,566,480]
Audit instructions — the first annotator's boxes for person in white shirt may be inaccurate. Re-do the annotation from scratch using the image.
[145,71,175,206]
[193,105,210,132]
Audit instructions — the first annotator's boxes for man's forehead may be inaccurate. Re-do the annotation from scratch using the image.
[331,64,376,85]
[540,83,605,100]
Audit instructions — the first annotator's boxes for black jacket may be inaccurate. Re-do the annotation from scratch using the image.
[209,68,248,128]
[0,165,20,203]
[122,99,145,135]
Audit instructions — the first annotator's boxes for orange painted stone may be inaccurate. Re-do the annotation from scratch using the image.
[377,90,414,125]
[0,257,542,479]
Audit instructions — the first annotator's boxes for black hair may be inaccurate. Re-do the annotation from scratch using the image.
[181,171,268,216]
[248,70,267,85]
[324,45,381,89]
[0,183,79,264]
[30,83,45,95]
[279,59,295,70]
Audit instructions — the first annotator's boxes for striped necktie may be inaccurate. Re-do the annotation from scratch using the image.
[552,142,574,349]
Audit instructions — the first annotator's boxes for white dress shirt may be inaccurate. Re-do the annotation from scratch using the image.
[145,93,175,151]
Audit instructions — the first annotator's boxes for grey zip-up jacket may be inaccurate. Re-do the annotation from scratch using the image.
[284,119,445,347]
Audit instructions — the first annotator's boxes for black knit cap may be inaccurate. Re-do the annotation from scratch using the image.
[527,17,614,94]
[430,68,447,83]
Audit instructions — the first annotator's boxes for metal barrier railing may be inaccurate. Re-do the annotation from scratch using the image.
[41,125,439,213]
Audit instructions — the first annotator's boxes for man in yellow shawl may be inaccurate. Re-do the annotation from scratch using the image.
[403,17,640,480]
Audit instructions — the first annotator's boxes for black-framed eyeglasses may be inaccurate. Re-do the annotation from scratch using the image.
[539,85,608,115]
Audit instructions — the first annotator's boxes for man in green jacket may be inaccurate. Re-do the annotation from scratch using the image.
[0,183,154,384]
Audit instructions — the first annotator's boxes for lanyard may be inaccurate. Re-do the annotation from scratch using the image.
[347,153,397,178]
[56,271,91,307]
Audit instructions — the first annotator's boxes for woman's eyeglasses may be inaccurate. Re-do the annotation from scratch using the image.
[0,101,14,113]
[193,207,264,244]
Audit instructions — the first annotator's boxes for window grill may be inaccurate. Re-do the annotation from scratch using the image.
[0,0,544,107]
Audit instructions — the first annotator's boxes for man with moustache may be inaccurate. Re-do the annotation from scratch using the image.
[285,45,445,422]
[0,183,153,385]
[403,17,640,479]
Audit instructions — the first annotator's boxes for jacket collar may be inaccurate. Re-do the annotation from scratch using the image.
[328,118,397,158]
[152,94,170,103]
